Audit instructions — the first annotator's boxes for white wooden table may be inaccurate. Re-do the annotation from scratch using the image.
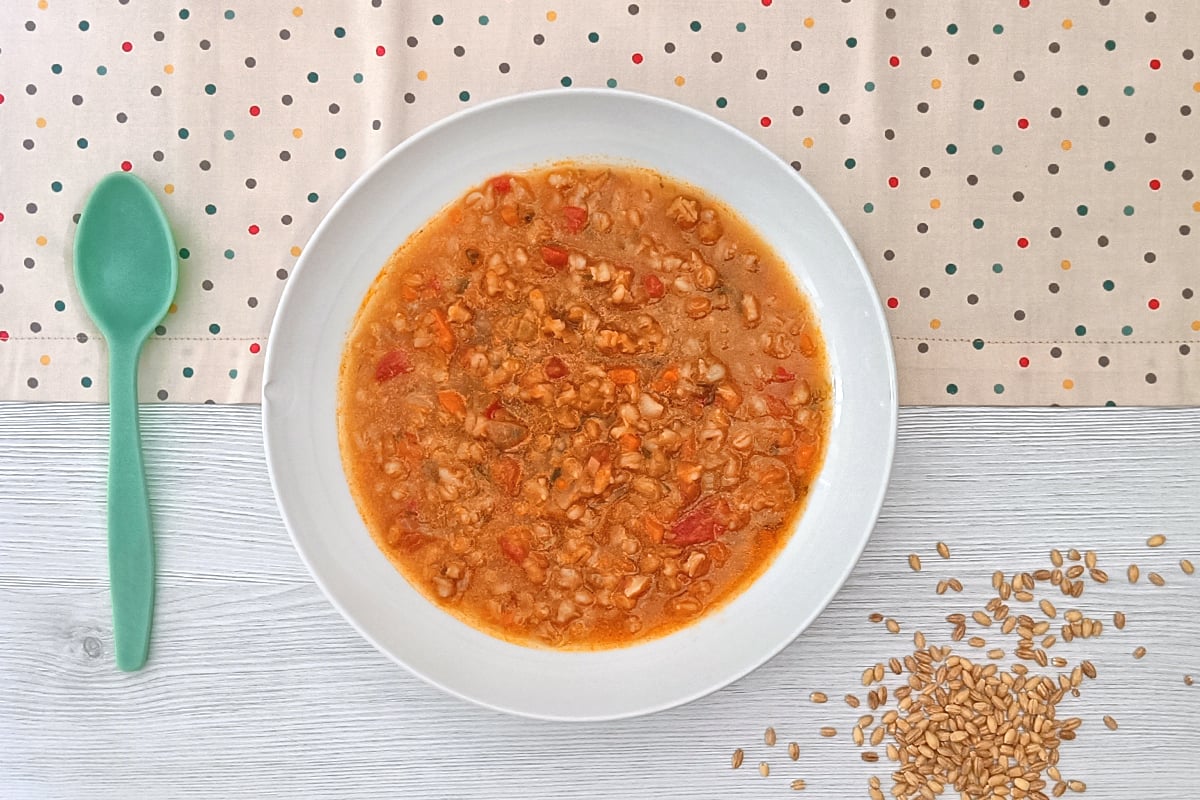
[2,404,1197,799]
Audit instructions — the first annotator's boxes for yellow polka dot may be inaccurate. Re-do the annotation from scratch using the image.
[169,303,178,314]
[1193,200,1200,212]
[163,183,174,194]
[36,235,47,246]
[931,78,942,89]
[35,117,46,128]
[930,198,941,210]
[417,70,428,81]
[1061,140,1072,151]
[292,128,303,139]
[290,245,302,257]
[1192,320,1200,331]
[1062,379,1074,390]
[546,10,557,22]
[1061,259,1071,270]
[40,355,51,366]
[38,0,47,8]
[292,6,303,17]
[802,136,814,148]
[674,75,685,87]
[164,64,174,75]
[1062,19,1073,29]
[803,17,815,28]
[1194,82,1200,92]
[930,318,941,330]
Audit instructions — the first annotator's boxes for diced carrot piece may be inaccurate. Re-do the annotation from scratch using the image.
[773,366,796,382]
[652,366,679,392]
[799,332,818,358]
[540,244,569,269]
[643,515,665,545]
[436,389,466,416]
[430,308,457,354]
[608,367,638,385]
[563,206,589,233]
[491,175,512,194]
[498,528,531,564]
[618,433,641,452]
[545,356,570,379]
[375,349,413,383]
[794,442,819,472]
[643,273,665,298]
[490,456,522,496]
[499,205,520,227]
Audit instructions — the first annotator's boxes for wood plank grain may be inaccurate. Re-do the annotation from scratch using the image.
[1,404,1197,799]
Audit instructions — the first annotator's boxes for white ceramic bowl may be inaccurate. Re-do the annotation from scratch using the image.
[263,89,896,721]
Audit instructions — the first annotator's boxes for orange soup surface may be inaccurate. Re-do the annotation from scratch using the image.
[338,163,831,648]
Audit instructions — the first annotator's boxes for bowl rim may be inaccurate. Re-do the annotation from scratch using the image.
[262,87,898,720]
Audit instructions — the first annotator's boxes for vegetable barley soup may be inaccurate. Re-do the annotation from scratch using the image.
[338,163,831,649]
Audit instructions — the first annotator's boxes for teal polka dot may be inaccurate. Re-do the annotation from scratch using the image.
[205,204,217,215]
[178,128,189,139]
[946,143,958,155]
[96,65,107,76]
[1123,85,1135,96]
[54,300,66,311]
[946,23,958,34]
[1105,400,1117,407]
[690,20,702,32]
[560,76,572,87]
[1075,325,1087,336]
[76,138,88,149]
[735,22,746,32]
[51,64,63,75]
[1123,205,1135,216]
[992,263,1003,274]
[182,367,194,378]
[818,82,830,94]
[864,81,875,92]
[307,192,319,203]
[1076,205,1088,216]
[353,72,364,84]
[844,158,857,169]
[51,181,62,192]
[946,383,959,395]
[973,339,985,350]
[863,202,874,213]
[1104,160,1116,171]
[1076,85,1088,96]
[224,249,235,260]
[606,78,617,88]
[972,98,985,110]
[715,96,727,108]
[1121,325,1133,336]
[588,32,599,43]
[209,323,221,335]
[179,248,190,259]
[307,72,319,83]
[459,90,470,101]
[972,218,984,229]
[225,9,235,20]
[1103,280,1115,291]
[334,147,347,159]
[334,26,345,38]
[204,83,217,95]
[846,37,858,48]
[1105,39,1116,51]
[228,369,238,379]
[81,376,93,388]
[178,9,189,20]
[992,144,1003,155]
[478,15,489,25]
[432,14,443,25]
[78,20,90,31]
[992,24,1004,34]
[154,325,167,336]
[993,384,1005,395]
[945,263,957,275]
[223,130,235,140]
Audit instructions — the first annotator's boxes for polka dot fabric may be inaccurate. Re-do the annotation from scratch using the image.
[0,1,1197,405]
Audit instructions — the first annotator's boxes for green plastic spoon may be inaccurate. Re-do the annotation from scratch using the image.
[73,173,178,671]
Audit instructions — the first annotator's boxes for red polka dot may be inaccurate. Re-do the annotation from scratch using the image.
[1149,58,1161,70]
[1017,117,1029,129]
[0,212,6,222]
[631,52,644,64]
[248,224,260,235]
[0,94,6,105]
[1019,0,1030,7]
[886,297,899,309]
[887,176,899,188]
[249,342,261,354]
[121,41,133,53]
[249,105,261,117]
[1019,356,1030,368]
[120,161,132,172]
[375,45,386,56]
[1149,178,1161,190]
[1017,237,1030,248]
[760,116,772,128]
[761,0,772,6]
[0,331,9,342]
[1148,298,1161,310]
[889,55,900,67]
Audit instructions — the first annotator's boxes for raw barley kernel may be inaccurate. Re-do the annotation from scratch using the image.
[790,778,806,791]
[758,761,770,778]
[852,726,864,745]
[845,694,860,708]
[1066,565,1085,579]
[1113,611,1126,629]
[861,751,879,762]
[1182,559,1195,575]
[948,578,964,592]
[788,741,799,761]
[973,610,993,627]
[1050,548,1064,566]
[1068,780,1087,792]
[987,648,1005,659]
[765,726,776,746]
[870,725,885,746]
[908,554,922,572]
[1040,599,1057,618]
[969,636,987,648]
[913,631,926,649]
[809,691,828,704]
[1149,572,1165,586]
[1084,550,1097,569]
[936,580,948,594]
[885,618,901,634]
[1133,646,1147,659]
[819,727,837,738]
[1103,715,1118,730]
[1147,534,1167,548]
[731,749,744,769]
[937,541,950,559]
[1185,675,1194,686]
[869,612,884,623]
[1068,548,1081,561]
[1090,568,1108,584]
[992,570,1005,589]
[1064,609,1083,623]
[1128,564,1140,583]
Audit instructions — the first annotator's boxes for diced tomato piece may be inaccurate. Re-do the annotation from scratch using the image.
[563,206,589,233]
[643,273,665,298]
[375,349,413,382]
[437,389,466,416]
[669,499,729,545]
[498,528,531,564]
[483,397,503,420]
[773,366,796,382]
[540,244,569,269]
[491,175,512,194]
[545,356,570,379]
[491,456,522,496]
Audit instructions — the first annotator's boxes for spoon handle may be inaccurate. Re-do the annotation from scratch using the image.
[106,338,155,671]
